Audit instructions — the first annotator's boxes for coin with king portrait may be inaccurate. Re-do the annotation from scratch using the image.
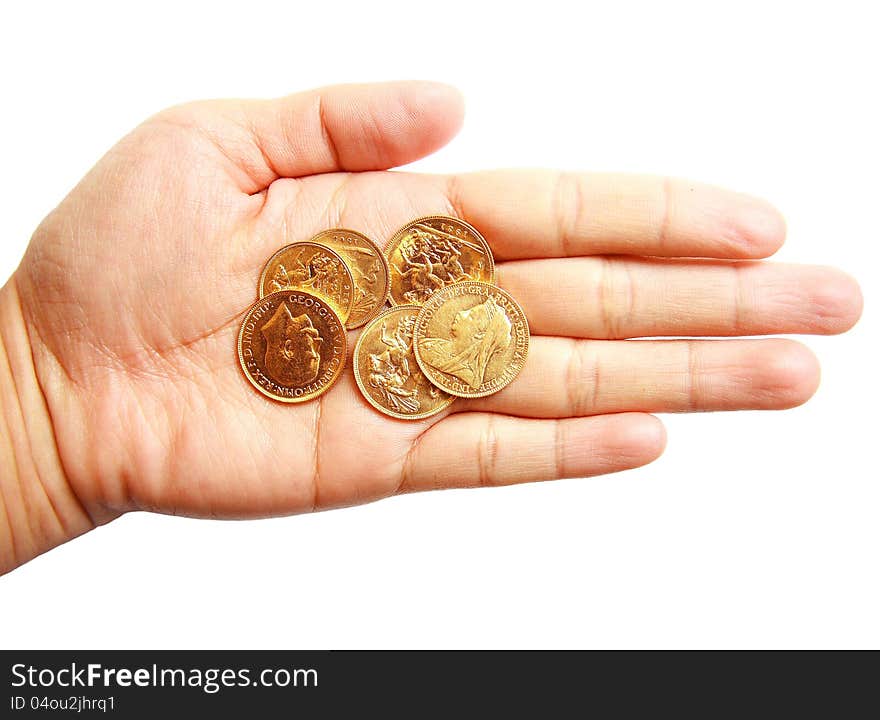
[238,290,347,403]
[353,305,455,420]
[258,241,355,323]
[412,282,529,398]
[385,216,495,306]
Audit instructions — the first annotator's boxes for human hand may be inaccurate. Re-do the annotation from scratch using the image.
[0,81,862,573]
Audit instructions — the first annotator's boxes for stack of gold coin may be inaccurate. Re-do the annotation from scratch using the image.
[238,229,389,403]
[237,217,529,413]
[353,216,529,419]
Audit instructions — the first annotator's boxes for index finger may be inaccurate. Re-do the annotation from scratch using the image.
[443,170,786,261]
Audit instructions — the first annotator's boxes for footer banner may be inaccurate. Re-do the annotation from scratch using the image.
[1,650,875,717]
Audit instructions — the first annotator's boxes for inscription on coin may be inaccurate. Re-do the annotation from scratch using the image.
[308,229,390,329]
[238,290,346,403]
[258,242,355,323]
[353,305,454,420]
[412,282,529,398]
[385,216,495,306]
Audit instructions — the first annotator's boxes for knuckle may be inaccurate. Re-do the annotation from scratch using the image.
[564,340,598,416]
[552,419,567,478]
[553,171,585,256]
[475,416,500,487]
[684,340,700,411]
[596,259,632,338]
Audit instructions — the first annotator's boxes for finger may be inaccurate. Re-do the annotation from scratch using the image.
[167,81,464,192]
[497,257,863,338]
[399,412,665,492]
[465,337,821,418]
[443,169,785,260]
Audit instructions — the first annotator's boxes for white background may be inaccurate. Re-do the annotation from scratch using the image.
[1,1,876,649]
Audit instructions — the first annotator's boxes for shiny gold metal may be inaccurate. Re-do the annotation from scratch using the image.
[308,229,390,329]
[238,290,346,403]
[353,305,455,420]
[258,242,354,323]
[413,281,529,398]
[385,216,495,306]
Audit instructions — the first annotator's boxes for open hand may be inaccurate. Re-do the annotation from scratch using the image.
[2,81,862,572]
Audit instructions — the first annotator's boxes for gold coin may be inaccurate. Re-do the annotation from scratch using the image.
[412,281,529,398]
[258,242,355,323]
[385,216,495,306]
[308,228,390,329]
[353,305,455,420]
[238,290,346,403]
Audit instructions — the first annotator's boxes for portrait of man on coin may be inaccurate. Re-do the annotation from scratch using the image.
[260,301,324,386]
[418,296,512,389]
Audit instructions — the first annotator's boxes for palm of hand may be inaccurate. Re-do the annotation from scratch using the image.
[14,82,862,525]
[20,131,453,520]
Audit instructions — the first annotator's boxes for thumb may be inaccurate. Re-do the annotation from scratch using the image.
[162,80,465,192]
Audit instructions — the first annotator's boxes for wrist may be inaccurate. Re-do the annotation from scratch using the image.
[0,278,96,574]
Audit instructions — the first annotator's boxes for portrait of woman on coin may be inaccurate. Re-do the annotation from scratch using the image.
[418,295,513,390]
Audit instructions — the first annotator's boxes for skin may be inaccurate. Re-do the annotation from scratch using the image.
[0,81,863,575]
